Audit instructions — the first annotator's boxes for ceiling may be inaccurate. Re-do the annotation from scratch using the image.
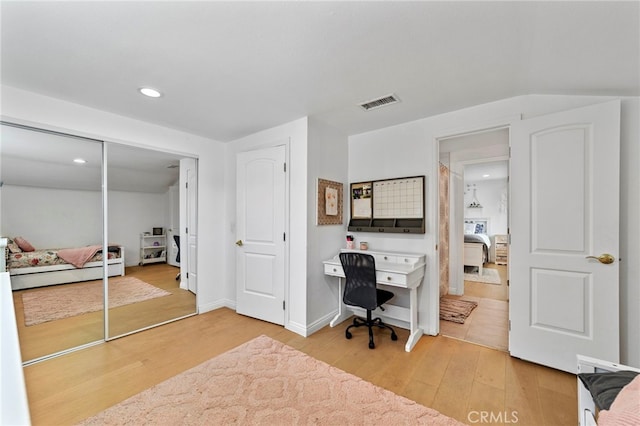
[1,1,638,143]
[1,123,182,192]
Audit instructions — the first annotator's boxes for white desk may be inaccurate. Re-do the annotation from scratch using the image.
[323,249,426,352]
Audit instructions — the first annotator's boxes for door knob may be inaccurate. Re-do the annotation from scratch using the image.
[585,253,615,264]
[235,240,243,247]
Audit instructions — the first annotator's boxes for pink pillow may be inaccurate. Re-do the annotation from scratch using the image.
[14,236,35,252]
[598,375,640,426]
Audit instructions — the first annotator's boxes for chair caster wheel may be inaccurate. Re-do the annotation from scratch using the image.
[369,341,375,349]
[391,333,398,341]
[345,331,352,339]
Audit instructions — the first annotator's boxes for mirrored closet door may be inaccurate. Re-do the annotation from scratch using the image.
[1,122,198,363]
[106,143,197,339]
[1,123,105,362]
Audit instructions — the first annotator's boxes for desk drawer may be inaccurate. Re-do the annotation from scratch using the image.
[324,263,344,277]
[375,254,397,263]
[377,271,407,286]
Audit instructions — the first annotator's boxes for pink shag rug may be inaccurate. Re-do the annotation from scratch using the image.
[22,276,171,326]
[80,335,463,425]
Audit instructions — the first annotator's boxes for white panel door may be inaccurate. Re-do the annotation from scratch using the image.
[186,161,197,294]
[167,184,180,267]
[180,158,197,294]
[236,145,286,325]
[510,100,620,373]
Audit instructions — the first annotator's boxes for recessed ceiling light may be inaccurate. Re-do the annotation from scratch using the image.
[482,174,491,178]
[73,158,87,164]
[139,87,162,98]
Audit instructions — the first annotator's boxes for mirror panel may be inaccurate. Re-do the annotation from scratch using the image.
[1,123,104,362]
[106,143,196,339]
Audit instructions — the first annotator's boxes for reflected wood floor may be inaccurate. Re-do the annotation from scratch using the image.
[13,264,196,362]
[440,264,509,351]
[23,307,577,426]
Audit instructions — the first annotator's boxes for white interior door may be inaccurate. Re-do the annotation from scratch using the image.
[180,157,197,294]
[510,100,620,373]
[167,184,180,267]
[236,145,286,325]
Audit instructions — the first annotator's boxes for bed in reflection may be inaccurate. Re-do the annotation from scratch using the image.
[6,237,124,291]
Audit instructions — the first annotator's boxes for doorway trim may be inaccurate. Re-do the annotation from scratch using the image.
[429,115,520,336]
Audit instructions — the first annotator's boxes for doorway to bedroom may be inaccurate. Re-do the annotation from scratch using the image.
[437,128,510,351]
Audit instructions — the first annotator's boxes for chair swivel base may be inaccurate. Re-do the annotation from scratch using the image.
[345,311,398,349]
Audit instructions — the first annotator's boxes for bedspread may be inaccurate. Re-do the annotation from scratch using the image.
[8,247,118,269]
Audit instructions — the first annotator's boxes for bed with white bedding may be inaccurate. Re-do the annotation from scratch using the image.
[463,219,491,275]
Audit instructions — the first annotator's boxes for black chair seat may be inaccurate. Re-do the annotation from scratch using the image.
[344,288,394,309]
[339,252,398,349]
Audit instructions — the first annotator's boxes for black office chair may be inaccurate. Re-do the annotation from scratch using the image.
[173,234,181,281]
[339,252,398,349]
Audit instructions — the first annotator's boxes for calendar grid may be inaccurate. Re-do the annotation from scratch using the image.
[373,177,423,219]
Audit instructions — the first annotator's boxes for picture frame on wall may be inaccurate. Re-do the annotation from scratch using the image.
[317,178,343,225]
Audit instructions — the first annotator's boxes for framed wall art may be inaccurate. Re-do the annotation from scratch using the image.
[317,178,343,225]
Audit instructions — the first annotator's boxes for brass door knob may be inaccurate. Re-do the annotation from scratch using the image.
[585,253,615,264]
[235,240,243,247]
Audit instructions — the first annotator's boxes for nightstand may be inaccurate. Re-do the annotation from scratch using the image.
[495,234,508,265]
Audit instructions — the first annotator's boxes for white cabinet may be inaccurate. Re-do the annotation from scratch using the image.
[139,234,167,265]
[494,234,508,265]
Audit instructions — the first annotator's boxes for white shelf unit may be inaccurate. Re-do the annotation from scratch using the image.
[139,233,167,265]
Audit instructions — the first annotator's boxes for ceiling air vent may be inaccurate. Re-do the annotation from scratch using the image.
[358,94,400,111]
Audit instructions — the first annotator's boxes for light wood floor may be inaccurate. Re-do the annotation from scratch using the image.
[440,264,509,351]
[23,307,577,426]
[13,264,195,362]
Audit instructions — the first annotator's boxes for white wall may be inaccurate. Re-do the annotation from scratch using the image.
[347,94,640,367]
[1,185,102,248]
[306,117,348,332]
[464,178,508,233]
[0,85,227,314]
[108,190,169,267]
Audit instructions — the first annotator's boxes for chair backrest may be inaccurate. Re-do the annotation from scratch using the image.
[339,252,378,311]
[173,235,180,262]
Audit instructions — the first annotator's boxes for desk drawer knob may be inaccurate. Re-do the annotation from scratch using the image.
[384,256,388,260]
[387,276,392,281]
[333,268,337,272]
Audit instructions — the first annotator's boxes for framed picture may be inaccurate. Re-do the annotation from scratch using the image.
[317,178,343,225]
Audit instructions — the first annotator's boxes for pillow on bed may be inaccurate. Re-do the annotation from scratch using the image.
[464,223,476,234]
[6,238,22,253]
[597,375,640,426]
[578,370,639,411]
[14,236,35,252]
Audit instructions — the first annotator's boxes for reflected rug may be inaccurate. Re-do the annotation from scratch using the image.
[439,298,478,324]
[80,335,463,425]
[21,276,171,326]
[463,267,501,285]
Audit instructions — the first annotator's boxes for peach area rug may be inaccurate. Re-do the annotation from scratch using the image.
[80,335,463,425]
[21,276,171,326]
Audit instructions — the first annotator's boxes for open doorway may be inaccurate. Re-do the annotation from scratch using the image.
[438,128,509,351]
